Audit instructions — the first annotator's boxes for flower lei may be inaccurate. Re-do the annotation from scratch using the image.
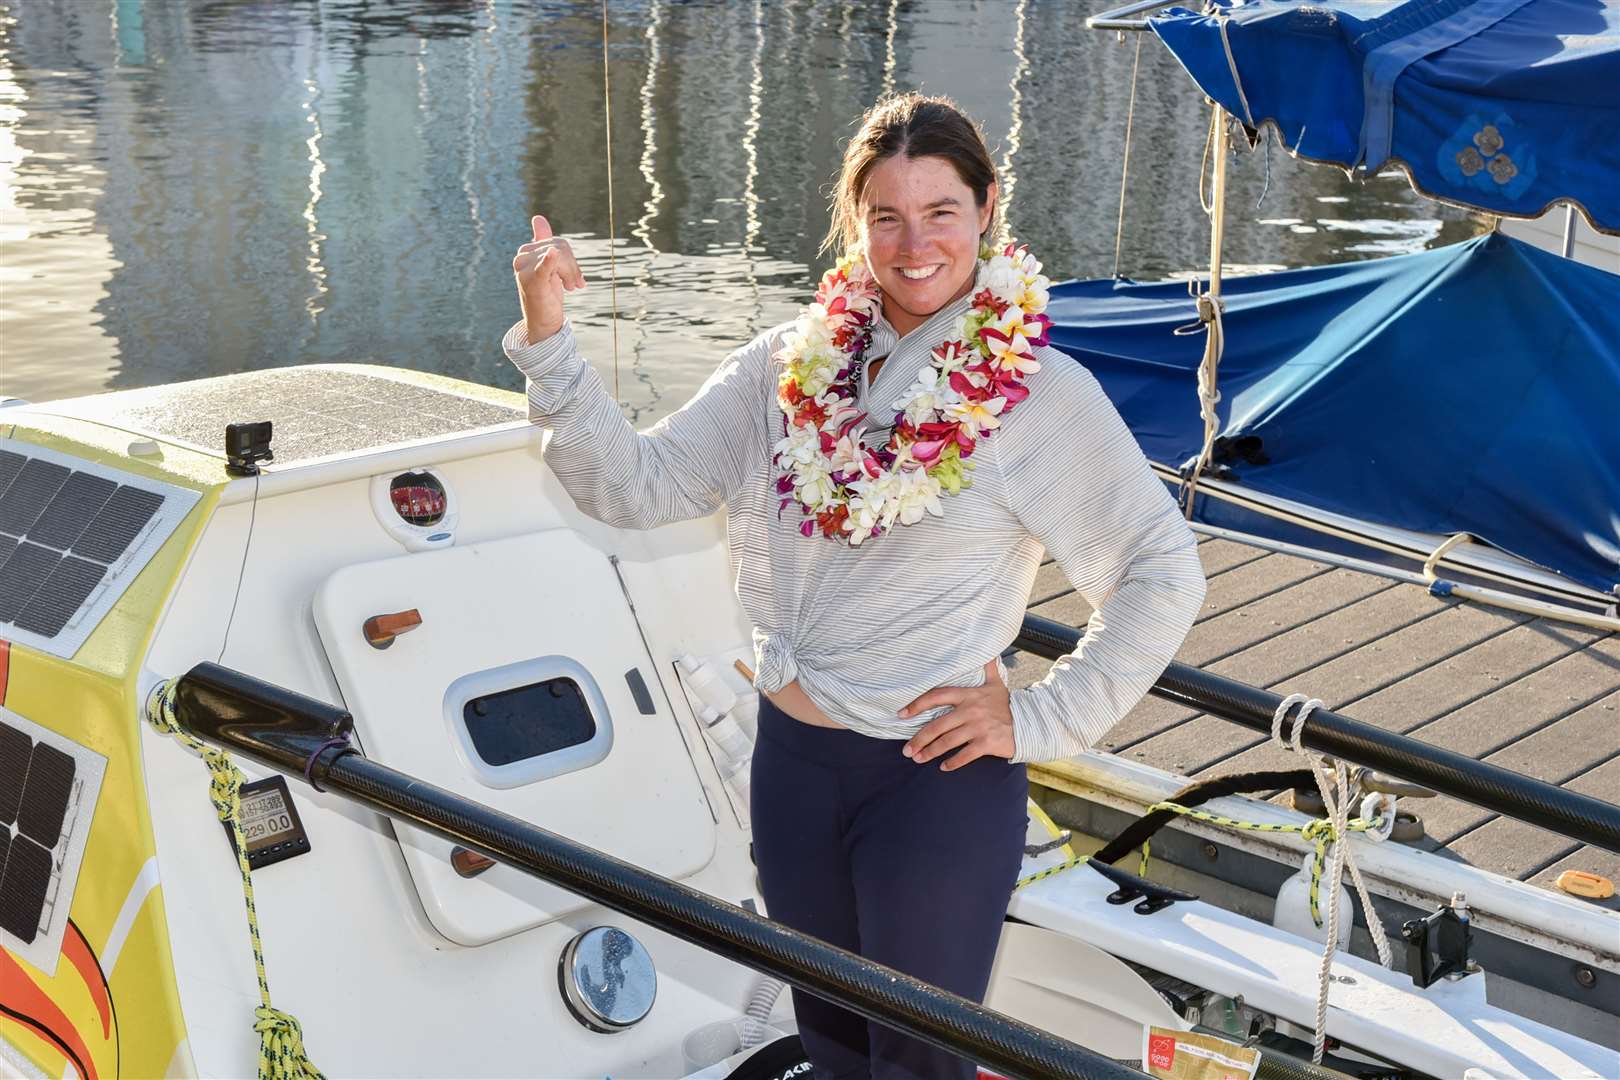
[772,240,1052,545]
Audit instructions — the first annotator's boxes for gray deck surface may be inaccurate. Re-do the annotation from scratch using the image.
[1014,536,1620,911]
[46,367,523,464]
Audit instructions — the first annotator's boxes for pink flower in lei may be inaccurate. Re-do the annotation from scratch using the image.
[773,241,1052,545]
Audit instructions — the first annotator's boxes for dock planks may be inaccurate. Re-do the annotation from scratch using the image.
[1016,537,1620,910]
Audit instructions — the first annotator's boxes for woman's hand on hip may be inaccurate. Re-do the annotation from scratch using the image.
[899,659,1016,770]
[513,214,586,344]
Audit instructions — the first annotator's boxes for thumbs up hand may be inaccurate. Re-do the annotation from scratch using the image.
[512,214,586,344]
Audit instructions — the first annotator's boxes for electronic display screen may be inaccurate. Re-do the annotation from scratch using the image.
[239,787,297,853]
[222,775,310,869]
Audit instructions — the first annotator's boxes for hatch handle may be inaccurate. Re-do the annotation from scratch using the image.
[364,608,423,649]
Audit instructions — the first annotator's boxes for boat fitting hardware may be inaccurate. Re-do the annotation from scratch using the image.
[1354,768,1436,800]
[224,420,274,476]
[171,661,352,754]
[1389,809,1426,844]
[1089,860,1198,915]
[450,846,496,878]
[559,926,657,1033]
[363,608,423,649]
[1401,895,1473,989]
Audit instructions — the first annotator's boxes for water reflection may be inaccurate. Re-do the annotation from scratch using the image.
[0,0,1478,418]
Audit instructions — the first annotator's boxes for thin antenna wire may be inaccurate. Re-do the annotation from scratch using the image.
[216,471,260,665]
[601,0,622,401]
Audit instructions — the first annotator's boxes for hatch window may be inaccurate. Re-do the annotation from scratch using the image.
[463,677,596,767]
[444,656,614,789]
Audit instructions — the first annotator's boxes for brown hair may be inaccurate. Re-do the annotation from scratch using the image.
[821,92,1000,257]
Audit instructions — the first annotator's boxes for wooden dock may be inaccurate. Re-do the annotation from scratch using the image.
[1014,536,1620,910]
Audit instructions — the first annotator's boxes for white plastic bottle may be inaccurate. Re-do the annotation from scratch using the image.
[677,654,739,714]
[700,706,755,766]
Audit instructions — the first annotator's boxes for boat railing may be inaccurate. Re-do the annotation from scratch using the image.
[1018,613,1620,856]
[1086,0,1183,33]
[165,662,1145,1080]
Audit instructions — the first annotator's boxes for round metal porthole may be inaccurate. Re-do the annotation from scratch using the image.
[558,927,656,1033]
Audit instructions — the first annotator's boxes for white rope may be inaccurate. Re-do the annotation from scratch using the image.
[1180,294,1224,520]
[1423,530,1472,583]
[1269,696,1396,1064]
[1217,16,1255,127]
[1181,106,1230,520]
[1197,107,1219,215]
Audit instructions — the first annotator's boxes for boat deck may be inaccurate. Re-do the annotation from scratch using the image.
[1013,536,1620,911]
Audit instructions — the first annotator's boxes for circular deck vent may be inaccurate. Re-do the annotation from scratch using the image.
[559,926,657,1033]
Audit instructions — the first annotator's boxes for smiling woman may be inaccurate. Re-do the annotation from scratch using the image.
[503,92,1205,1079]
[825,98,999,342]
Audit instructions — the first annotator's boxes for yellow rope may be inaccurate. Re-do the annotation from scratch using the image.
[1015,798,1385,927]
[146,681,324,1080]
[1138,801,1385,926]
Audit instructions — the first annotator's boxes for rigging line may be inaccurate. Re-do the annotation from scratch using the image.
[601,0,622,401]
[1198,106,1218,215]
[216,470,260,665]
[1112,34,1144,279]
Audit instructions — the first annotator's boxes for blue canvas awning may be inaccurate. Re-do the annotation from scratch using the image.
[1150,0,1620,233]
[1047,233,1620,593]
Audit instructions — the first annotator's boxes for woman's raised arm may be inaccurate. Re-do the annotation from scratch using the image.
[506,215,777,530]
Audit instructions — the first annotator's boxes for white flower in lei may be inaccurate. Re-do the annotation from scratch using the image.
[896,366,960,428]
[773,241,1052,545]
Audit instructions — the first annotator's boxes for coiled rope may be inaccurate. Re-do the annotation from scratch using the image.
[145,679,324,1080]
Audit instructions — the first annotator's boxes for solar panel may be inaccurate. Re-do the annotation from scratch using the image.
[0,439,199,659]
[0,449,24,496]
[0,832,51,944]
[17,741,75,849]
[72,485,164,562]
[27,471,116,550]
[0,721,27,825]
[0,458,70,535]
[0,722,79,944]
[0,542,59,623]
[0,709,107,973]
[15,557,107,639]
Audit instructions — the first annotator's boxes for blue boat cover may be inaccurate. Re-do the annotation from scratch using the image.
[1047,233,1620,593]
[1151,0,1620,233]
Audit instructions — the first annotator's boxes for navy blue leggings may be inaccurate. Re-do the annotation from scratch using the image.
[749,694,1028,1080]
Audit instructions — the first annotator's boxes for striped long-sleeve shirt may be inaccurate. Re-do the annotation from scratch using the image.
[503,294,1205,763]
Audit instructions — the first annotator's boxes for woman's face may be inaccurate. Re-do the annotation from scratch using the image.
[859,153,995,337]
